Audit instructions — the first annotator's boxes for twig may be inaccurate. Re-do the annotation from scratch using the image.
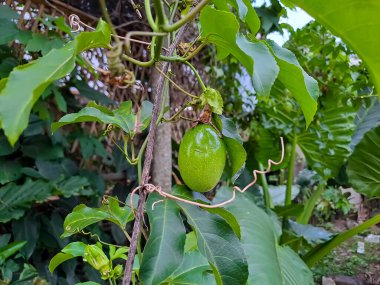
[122,23,190,285]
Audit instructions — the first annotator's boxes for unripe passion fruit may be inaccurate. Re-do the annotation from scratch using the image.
[178,124,226,192]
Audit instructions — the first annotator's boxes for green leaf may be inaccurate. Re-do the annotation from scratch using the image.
[253,127,289,171]
[287,0,380,96]
[347,125,380,198]
[54,176,90,197]
[0,134,18,156]
[61,242,87,256]
[288,220,334,245]
[140,193,186,285]
[303,213,380,267]
[215,186,313,285]
[0,5,19,20]
[236,37,279,97]
[266,40,319,126]
[176,187,248,285]
[49,253,75,273]
[49,242,87,273]
[0,241,27,265]
[0,20,111,146]
[214,115,247,180]
[228,0,260,34]
[52,100,152,136]
[0,159,22,184]
[199,87,223,114]
[0,57,17,78]
[265,185,300,206]
[200,6,279,97]
[62,199,133,238]
[351,98,380,149]
[12,212,40,258]
[0,20,19,45]
[204,207,241,239]
[163,251,216,285]
[0,180,52,223]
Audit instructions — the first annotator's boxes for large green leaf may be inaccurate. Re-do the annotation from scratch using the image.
[214,187,313,285]
[262,85,356,179]
[347,125,380,198]
[200,6,279,97]
[163,251,216,285]
[217,0,261,35]
[351,98,380,149]
[200,7,318,125]
[0,180,52,223]
[62,199,134,238]
[266,40,319,126]
[175,187,248,285]
[287,0,380,95]
[140,193,186,285]
[0,20,111,146]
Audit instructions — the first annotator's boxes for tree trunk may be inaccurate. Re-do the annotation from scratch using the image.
[151,67,172,193]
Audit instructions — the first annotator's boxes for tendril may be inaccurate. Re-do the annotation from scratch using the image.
[129,137,285,212]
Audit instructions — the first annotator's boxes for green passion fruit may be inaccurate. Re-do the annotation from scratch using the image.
[178,124,226,192]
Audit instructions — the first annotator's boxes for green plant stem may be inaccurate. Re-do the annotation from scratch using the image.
[297,182,325,224]
[99,0,119,43]
[185,61,206,91]
[259,162,273,209]
[153,0,168,26]
[154,67,198,99]
[303,213,380,267]
[169,0,180,23]
[160,42,207,62]
[144,0,158,31]
[163,0,210,32]
[285,137,297,205]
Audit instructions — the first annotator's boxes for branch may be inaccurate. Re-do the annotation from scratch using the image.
[122,23,190,285]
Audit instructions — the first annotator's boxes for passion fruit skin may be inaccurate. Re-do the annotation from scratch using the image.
[178,124,226,192]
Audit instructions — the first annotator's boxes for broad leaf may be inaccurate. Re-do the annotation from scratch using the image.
[0,180,52,223]
[163,251,216,285]
[0,20,111,146]
[288,220,334,245]
[287,0,380,95]
[62,199,133,238]
[215,186,313,285]
[351,98,380,149]
[176,187,248,285]
[52,100,152,137]
[347,125,380,198]
[12,212,40,258]
[264,185,300,206]
[0,159,22,184]
[140,193,186,285]
[49,242,86,273]
[266,40,319,126]
[0,241,27,265]
[228,0,260,34]
[200,6,279,97]
[54,176,90,197]
[214,115,247,180]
